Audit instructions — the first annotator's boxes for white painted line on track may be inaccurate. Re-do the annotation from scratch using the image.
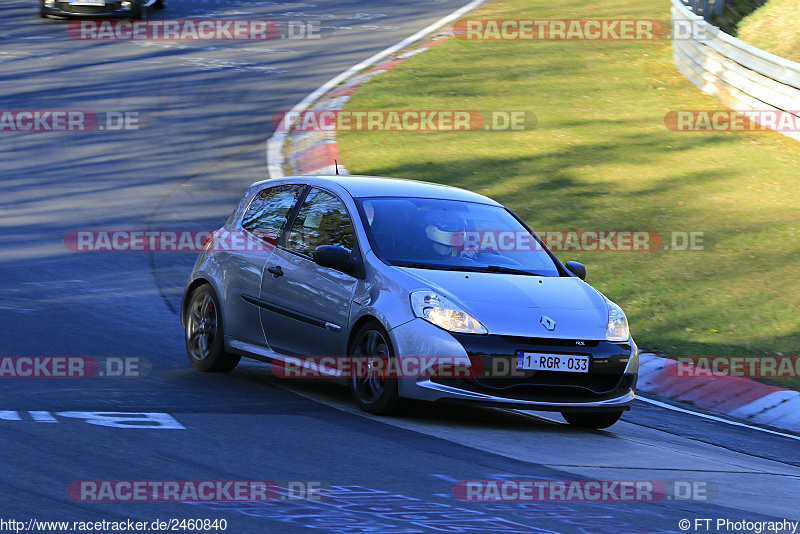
[266,0,487,178]
[637,394,800,441]
[267,371,800,442]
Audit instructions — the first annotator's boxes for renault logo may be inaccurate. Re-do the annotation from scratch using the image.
[540,316,556,331]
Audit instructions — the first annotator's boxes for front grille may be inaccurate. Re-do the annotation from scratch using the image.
[500,335,600,348]
[56,2,118,13]
[446,333,634,402]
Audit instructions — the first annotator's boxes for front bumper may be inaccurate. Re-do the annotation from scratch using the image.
[413,380,635,412]
[42,1,136,17]
[390,319,637,412]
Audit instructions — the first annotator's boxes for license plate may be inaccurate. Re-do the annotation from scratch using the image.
[516,352,589,373]
[70,0,105,5]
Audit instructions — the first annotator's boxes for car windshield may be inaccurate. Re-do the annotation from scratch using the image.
[358,197,560,276]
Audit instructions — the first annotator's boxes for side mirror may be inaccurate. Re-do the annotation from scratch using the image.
[313,245,358,276]
[565,261,586,280]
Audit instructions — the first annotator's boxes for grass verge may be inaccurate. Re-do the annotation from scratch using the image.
[336,0,800,389]
[736,0,800,62]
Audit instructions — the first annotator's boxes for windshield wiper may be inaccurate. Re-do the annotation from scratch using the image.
[392,261,545,276]
[391,261,463,271]
[459,265,545,276]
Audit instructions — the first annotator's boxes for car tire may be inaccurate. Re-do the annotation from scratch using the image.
[184,284,240,373]
[561,410,623,429]
[349,321,402,415]
[130,0,146,19]
[154,0,166,8]
[39,0,48,18]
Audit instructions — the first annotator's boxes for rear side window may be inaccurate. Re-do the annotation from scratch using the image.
[286,188,356,256]
[242,184,304,244]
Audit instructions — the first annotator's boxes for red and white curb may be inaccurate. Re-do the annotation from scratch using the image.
[265,0,487,179]
[638,352,800,433]
[281,35,452,177]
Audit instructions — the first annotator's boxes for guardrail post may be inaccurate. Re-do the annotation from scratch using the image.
[700,0,711,20]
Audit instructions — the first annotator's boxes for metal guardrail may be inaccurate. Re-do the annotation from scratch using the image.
[672,0,800,140]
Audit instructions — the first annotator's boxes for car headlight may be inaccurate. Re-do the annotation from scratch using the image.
[410,291,487,334]
[606,299,630,342]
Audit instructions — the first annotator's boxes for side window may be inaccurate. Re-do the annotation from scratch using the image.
[286,188,356,256]
[242,184,304,244]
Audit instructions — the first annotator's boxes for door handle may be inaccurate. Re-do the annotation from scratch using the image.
[267,265,283,278]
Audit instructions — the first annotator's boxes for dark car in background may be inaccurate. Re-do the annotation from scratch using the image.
[40,0,164,19]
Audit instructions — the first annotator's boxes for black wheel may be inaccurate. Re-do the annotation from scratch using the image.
[184,284,240,372]
[349,321,402,415]
[39,0,48,18]
[154,0,166,9]
[130,0,146,19]
[562,410,623,429]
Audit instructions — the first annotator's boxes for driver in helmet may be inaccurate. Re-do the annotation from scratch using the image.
[423,210,478,259]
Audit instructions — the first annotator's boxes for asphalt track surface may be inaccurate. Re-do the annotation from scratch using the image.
[1,1,799,532]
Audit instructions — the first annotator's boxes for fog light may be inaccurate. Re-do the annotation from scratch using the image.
[121,0,131,8]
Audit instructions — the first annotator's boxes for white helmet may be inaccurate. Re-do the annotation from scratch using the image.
[425,211,467,246]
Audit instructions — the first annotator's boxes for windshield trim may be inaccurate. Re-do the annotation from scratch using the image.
[392,261,546,276]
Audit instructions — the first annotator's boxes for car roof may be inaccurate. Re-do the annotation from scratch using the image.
[250,175,503,206]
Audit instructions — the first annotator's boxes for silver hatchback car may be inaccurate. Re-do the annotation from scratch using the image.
[182,175,638,429]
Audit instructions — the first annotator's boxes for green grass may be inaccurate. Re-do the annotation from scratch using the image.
[336,0,800,389]
[736,0,800,62]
